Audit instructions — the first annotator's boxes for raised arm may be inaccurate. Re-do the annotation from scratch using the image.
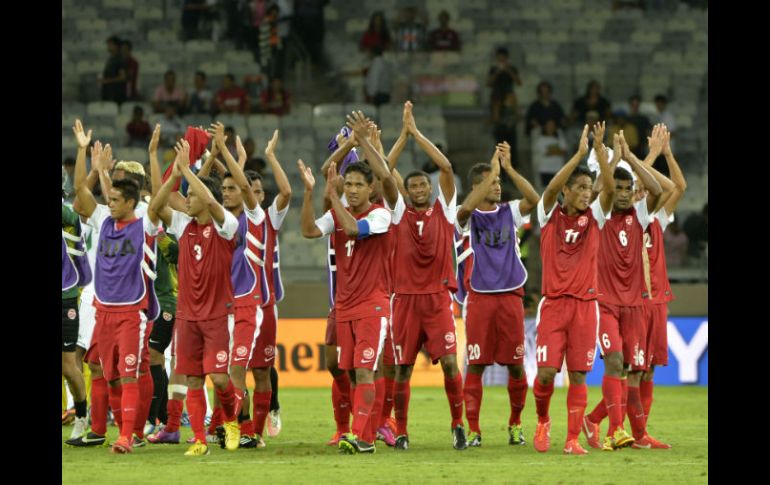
[148,150,181,227]
[236,134,248,170]
[210,122,257,210]
[298,159,322,238]
[176,139,228,225]
[499,141,539,215]
[661,129,687,215]
[72,119,97,218]
[325,162,360,237]
[592,122,615,214]
[264,129,292,211]
[320,133,356,175]
[148,124,162,197]
[387,106,410,172]
[456,148,502,228]
[542,124,590,213]
[197,139,224,178]
[623,125,670,213]
[95,142,115,198]
[592,132,623,198]
[406,101,455,201]
[346,110,398,207]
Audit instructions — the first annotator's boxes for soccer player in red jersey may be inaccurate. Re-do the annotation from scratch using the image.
[532,123,614,455]
[149,140,241,456]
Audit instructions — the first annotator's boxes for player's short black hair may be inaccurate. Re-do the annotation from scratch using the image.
[112,178,140,209]
[468,162,492,187]
[629,94,641,103]
[614,167,634,182]
[654,94,668,104]
[198,175,223,204]
[404,170,431,188]
[244,170,262,183]
[496,47,509,56]
[344,161,374,184]
[565,166,595,188]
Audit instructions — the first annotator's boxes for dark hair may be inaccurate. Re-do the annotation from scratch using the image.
[585,80,600,96]
[404,170,431,188]
[107,35,121,45]
[537,81,553,95]
[224,126,235,134]
[344,161,374,184]
[267,3,279,15]
[565,166,595,187]
[164,70,175,78]
[198,175,223,204]
[122,39,132,49]
[628,94,641,103]
[439,10,450,20]
[111,178,140,209]
[63,157,76,167]
[613,167,634,182]
[654,94,668,104]
[225,73,235,82]
[244,170,262,183]
[133,105,144,114]
[468,162,492,187]
[195,70,206,80]
[495,47,509,56]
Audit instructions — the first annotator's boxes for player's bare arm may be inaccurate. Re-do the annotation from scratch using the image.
[592,132,623,200]
[265,129,292,211]
[72,119,97,218]
[622,126,670,213]
[95,142,115,198]
[176,139,228,225]
[196,135,223,178]
[320,131,356,174]
[210,122,258,210]
[236,133,248,170]
[499,141,539,215]
[298,159,323,238]
[661,128,687,215]
[347,110,398,207]
[593,122,616,214]
[149,150,182,227]
[456,148,502,227]
[386,102,411,173]
[148,124,162,197]
[542,124,590,213]
[408,101,455,201]
[325,162,361,237]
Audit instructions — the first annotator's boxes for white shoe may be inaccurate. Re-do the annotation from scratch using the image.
[267,410,281,438]
[143,421,157,436]
[70,416,88,440]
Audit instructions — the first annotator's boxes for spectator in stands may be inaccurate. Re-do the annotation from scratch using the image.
[62,157,76,202]
[525,81,566,136]
[187,70,213,115]
[259,3,285,79]
[244,0,270,61]
[492,92,519,167]
[182,0,209,41]
[487,47,521,120]
[292,0,327,66]
[125,105,152,147]
[651,94,677,175]
[532,119,568,189]
[243,138,267,175]
[121,40,139,101]
[364,46,393,107]
[663,218,689,267]
[153,70,187,114]
[359,11,392,52]
[100,35,127,104]
[395,5,427,52]
[627,95,652,158]
[215,73,250,114]
[260,77,291,115]
[683,202,707,260]
[157,104,186,148]
[607,110,640,155]
[569,80,611,126]
[427,10,461,51]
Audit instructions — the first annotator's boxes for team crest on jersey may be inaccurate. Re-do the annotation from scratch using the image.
[586,350,595,365]
[67,309,77,320]
[216,350,228,362]
[625,215,633,226]
[264,345,275,357]
[163,312,173,321]
[203,227,212,239]
[444,332,455,344]
[426,208,434,216]
[577,215,588,227]
[363,347,375,359]
[125,354,137,366]
[515,344,524,357]
[236,346,248,357]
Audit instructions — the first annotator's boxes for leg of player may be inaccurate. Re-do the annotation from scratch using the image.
[628,370,671,449]
[325,344,352,445]
[440,354,467,450]
[66,362,109,447]
[563,370,589,455]
[599,351,634,451]
[464,364,486,447]
[185,375,211,455]
[251,367,272,447]
[505,364,527,446]
[378,363,396,443]
[267,366,282,438]
[339,367,377,454]
[208,372,241,451]
[147,348,167,435]
[207,391,223,441]
[62,350,88,441]
[228,364,251,447]
[533,366,557,452]
[149,358,185,444]
[371,355,394,447]
[393,363,413,450]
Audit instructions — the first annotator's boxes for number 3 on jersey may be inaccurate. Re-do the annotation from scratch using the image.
[193,243,202,261]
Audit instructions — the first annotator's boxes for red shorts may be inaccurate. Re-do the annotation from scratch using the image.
[598,302,649,371]
[645,301,669,366]
[230,305,263,368]
[337,316,388,371]
[325,308,337,346]
[95,310,152,382]
[383,331,395,366]
[536,296,599,372]
[464,291,524,366]
[84,318,101,366]
[174,315,231,376]
[391,292,457,365]
[248,304,277,369]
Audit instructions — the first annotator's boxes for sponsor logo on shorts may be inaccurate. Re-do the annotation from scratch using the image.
[360,359,374,364]
[124,354,137,366]
[236,345,248,357]
[163,312,173,321]
[216,350,228,363]
[125,367,136,373]
[215,363,227,368]
[67,309,77,320]
[444,332,456,344]
[577,215,588,227]
[515,344,524,357]
[625,215,633,226]
[586,350,595,366]
[264,345,275,357]
[203,227,212,239]
[362,347,375,360]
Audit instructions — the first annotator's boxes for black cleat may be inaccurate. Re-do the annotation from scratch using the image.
[452,425,468,450]
[394,435,409,451]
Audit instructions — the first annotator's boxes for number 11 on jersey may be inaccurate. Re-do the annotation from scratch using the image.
[345,240,355,257]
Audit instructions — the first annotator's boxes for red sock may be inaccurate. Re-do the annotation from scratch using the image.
[119,382,139,439]
[165,399,184,433]
[108,384,123,428]
[603,375,624,435]
[394,380,411,436]
[368,377,385,440]
[351,383,376,442]
[444,374,464,428]
[253,391,272,437]
[533,379,554,424]
[587,399,608,424]
[381,376,395,427]
[620,378,628,419]
[215,380,238,422]
[507,375,528,426]
[207,406,223,435]
[463,372,483,433]
[626,385,647,440]
[90,377,108,436]
[566,383,588,440]
[332,373,352,433]
[232,387,246,420]
[640,379,654,421]
[187,388,207,442]
[240,418,255,436]
[133,373,154,438]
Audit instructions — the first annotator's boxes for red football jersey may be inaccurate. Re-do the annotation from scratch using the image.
[390,193,458,294]
[539,198,608,300]
[171,210,238,320]
[645,210,674,304]
[597,201,650,306]
[316,204,392,321]
[262,198,289,306]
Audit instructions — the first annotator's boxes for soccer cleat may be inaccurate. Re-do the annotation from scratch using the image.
[452,425,467,450]
[267,409,282,438]
[395,435,409,450]
[132,435,147,448]
[111,435,133,454]
[563,439,589,455]
[385,416,397,435]
[326,431,346,446]
[508,424,525,446]
[602,435,615,451]
[65,431,107,447]
[204,414,212,427]
[147,429,180,444]
[582,416,601,449]
[239,435,258,448]
[70,416,88,440]
[184,440,210,456]
[611,427,635,449]
[376,426,396,447]
[467,432,482,447]
[632,433,672,449]
[215,425,226,448]
[533,420,551,453]
[143,421,157,437]
[338,433,375,454]
[223,420,241,451]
